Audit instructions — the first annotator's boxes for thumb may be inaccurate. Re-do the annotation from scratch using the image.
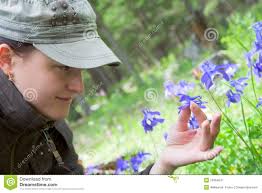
[199,146,223,161]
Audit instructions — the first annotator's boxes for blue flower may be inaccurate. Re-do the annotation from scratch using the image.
[225,77,248,107]
[229,77,248,94]
[164,81,177,98]
[226,90,241,107]
[189,115,199,129]
[141,109,165,133]
[256,98,262,108]
[178,80,195,91]
[115,158,129,174]
[246,51,262,79]
[252,21,262,50]
[163,132,168,141]
[254,53,262,78]
[226,63,239,79]
[200,61,234,90]
[246,51,254,68]
[85,165,99,175]
[130,152,150,172]
[164,80,194,98]
[177,94,207,112]
[246,22,262,79]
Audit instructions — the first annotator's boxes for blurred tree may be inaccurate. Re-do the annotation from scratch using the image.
[89,0,144,85]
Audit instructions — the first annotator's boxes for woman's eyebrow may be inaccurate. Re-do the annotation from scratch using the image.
[52,63,74,70]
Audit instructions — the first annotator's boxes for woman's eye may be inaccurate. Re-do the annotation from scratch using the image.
[59,66,70,71]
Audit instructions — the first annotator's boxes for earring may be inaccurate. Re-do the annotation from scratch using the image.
[7,71,14,82]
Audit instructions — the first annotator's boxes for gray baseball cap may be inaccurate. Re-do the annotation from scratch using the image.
[0,0,121,69]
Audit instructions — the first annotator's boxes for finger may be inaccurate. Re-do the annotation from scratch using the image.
[210,113,221,138]
[199,146,223,161]
[200,120,211,151]
[176,106,191,132]
[190,102,207,126]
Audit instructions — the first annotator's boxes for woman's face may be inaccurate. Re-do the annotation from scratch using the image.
[0,44,84,121]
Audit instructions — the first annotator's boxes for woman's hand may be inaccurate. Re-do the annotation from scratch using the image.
[150,102,223,174]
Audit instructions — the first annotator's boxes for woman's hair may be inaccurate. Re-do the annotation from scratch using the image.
[0,36,34,56]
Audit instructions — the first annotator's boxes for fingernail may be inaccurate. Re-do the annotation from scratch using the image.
[190,102,196,109]
[218,146,224,151]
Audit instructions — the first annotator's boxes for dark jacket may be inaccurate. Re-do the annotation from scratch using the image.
[0,70,153,175]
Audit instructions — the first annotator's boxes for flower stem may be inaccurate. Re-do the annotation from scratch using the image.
[207,91,259,164]
[235,37,258,102]
[240,99,262,167]
[250,64,258,102]
[222,81,262,120]
[240,99,249,135]
[242,96,262,119]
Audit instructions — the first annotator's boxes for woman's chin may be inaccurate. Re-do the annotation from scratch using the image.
[40,108,70,121]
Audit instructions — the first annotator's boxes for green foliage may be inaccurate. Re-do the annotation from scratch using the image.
[220,4,262,64]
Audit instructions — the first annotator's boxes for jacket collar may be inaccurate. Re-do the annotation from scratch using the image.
[0,70,55,133]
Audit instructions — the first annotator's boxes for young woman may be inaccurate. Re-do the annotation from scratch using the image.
[0,0,223,174]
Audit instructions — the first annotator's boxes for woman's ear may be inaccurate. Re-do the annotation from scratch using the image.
[0,44,14,76]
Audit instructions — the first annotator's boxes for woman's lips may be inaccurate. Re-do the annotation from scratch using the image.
[56,96,72,102]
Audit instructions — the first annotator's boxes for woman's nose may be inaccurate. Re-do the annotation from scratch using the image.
[67,71,84,95]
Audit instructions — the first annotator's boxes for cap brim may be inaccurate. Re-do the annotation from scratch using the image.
[33,38,121,69]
